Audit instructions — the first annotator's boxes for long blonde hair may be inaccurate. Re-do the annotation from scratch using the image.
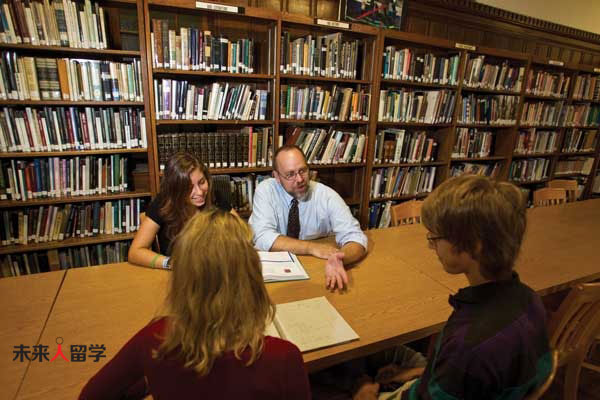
[154,209,274,375]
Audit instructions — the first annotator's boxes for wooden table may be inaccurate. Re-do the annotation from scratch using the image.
[16,246,454,399]
[0,270,66,400]
[16,264,169,400]
[384,199,600,296]
[13,199,600,399]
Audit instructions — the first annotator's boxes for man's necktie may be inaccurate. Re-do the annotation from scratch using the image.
[287,198,300,239]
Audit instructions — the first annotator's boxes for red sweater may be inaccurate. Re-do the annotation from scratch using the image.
[79,318,311,399]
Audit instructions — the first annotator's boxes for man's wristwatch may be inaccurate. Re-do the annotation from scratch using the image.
[162,256,171,269]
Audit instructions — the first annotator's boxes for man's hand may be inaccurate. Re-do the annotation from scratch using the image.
[375,365,425,384]
[325,252,348,291]
[352,382,380,400]
[310,242,339,259]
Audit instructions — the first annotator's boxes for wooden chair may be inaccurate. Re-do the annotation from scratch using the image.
[548,179,579,202]
[390,200,423,226]
[533,188,567,207]
[547,282,600,400]
[523,350,558,400]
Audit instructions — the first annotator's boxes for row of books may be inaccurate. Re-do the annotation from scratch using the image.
[514,129,557,155]
[0,198,145,246]
[451,128,494,159]
[381,48,460,85]
[151,20,256,73]
[280,32,360,79]
[563,104,600,127]
[562,129,598,153]
[157,128,273,170]
[285,127,367,165]
[572,74,600,101]
[458,94,518,125]
[280,85,370,121]
[592,172,600,194]
[451,162,501,178]
[369,166,437,199]
[378,89,455,124]
[0,106,147,152]
[0,0,109,49]
[212,174,271,213]
[525,70,570,98]
[509,158,550,182]
[0,54,143,102]
[154,80,268,121]
[373,129,438,164]
[0,155,130,201]
[520,101,564,127]
[0,241,130,277]
[368,200,394,229]
[555,157,595,176]
[463,56,525,92]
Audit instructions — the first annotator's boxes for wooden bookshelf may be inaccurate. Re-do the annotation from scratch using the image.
[0,232,136,256]
[0,0,155,276]
[144,0,279,215]
[3,0,599,276]
[0,100,145,106]
[0,191,152,208]
[0,43,141,57]
[0,149,148,158]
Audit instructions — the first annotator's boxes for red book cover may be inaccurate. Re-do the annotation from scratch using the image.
[24,162,34,198]
[20,111,35,149]
[34,111,48,149]
[80,111,91,148]
[64,109,76,147]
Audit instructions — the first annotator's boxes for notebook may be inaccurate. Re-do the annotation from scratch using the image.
[259,251,309,282]
[265,296,360,352]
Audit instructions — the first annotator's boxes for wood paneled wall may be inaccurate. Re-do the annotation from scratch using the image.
[217,0,600,67]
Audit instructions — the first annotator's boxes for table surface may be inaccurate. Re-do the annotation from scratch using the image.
[0,270,66,400]
[13,198,600,400]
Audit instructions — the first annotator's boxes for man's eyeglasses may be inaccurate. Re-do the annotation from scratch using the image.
[277,167,309,181]
[426,234,445,247]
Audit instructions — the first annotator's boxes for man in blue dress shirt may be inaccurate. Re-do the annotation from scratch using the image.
[249,145,368,291]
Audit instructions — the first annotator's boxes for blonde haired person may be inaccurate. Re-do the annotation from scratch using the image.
[80,209,310,399]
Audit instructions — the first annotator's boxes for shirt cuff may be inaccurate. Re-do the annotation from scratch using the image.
[338,232,368,250]
[254,230,282,251]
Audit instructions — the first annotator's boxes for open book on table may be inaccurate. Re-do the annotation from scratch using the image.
[265,296,360,353]
[259,251,309,282]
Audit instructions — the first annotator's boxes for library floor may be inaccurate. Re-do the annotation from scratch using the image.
[311,348,600,400]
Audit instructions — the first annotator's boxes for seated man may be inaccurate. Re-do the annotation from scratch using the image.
[249,145,367,291]
[355,175,552,400]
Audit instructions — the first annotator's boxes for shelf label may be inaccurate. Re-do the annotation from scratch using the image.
[594,67,600,73]
[548,60,564,66]
[455,42,476,51]
[316,19,350,29]
[196,2,242,14]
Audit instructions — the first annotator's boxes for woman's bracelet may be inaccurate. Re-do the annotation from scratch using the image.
[162,257,171,269]
[150,254,161,268]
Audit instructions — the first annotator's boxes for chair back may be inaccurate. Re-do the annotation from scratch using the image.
[523,350,558,400]
[533,188,567,207]
[547,283,600,366]
[390,200,423,226]
[548,179,578,202]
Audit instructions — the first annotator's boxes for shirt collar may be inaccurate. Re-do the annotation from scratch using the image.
[449,271,520,309]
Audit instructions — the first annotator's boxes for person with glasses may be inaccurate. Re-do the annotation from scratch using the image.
[249,145,367,291]
[353,175,551,400]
